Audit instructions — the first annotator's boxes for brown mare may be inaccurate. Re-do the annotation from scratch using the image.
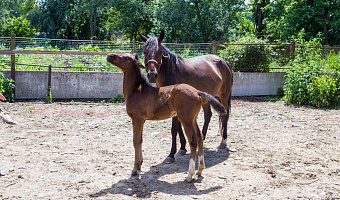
[107,52,228,182]
[139,31,233,163]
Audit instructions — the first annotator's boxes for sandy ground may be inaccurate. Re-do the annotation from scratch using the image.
[0,98,339,200]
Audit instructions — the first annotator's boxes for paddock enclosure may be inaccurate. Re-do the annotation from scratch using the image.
[0,99,339,199]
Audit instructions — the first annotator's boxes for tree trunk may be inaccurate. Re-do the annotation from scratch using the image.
[254,0,266,37]
[323,6,329,45]
[194,0,207,42]
[90,7,97,39]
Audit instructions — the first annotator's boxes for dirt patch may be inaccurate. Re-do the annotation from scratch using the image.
[0,99,339,199]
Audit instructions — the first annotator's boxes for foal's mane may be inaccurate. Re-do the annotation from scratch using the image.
[143,36,183,69]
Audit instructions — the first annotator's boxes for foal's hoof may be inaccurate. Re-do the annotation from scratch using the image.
[131,170,138,176]
[163,157,175,164]
[176,149,187,156]
[186,176,193,183]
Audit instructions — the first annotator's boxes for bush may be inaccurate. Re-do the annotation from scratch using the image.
[308,75,338,107]
[218,36,271,72]
[283,32,340,107]
[0,16,35,37]
[0,72,15,102]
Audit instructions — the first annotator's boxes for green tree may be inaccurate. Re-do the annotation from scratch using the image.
[263,0,340,45]
[0,16,35,37]
[153,0,245,42]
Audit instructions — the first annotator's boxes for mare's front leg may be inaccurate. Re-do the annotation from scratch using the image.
[163,116,186,163]
[131,118,145,176]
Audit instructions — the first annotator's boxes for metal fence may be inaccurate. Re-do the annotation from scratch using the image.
[1,36,339,73]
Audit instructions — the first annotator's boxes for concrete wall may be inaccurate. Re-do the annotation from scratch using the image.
[232,72,285,96]
[2,71,285,99]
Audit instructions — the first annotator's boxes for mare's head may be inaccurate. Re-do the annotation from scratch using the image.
[139,30,165,83]
[106,53,144,72]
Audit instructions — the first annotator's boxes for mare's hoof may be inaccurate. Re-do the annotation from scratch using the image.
[218,142,227,149]
[163,157,175,164]
[176,149,187,156]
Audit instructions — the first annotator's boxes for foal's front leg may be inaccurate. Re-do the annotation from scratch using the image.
[131,118,145,176]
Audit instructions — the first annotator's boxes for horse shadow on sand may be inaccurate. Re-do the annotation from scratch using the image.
[90,147,229,198]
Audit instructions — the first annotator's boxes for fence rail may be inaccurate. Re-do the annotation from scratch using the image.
[1,35,340,80]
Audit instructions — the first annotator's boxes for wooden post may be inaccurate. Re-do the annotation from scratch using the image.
[10,33,16,99]
[212,42,217,55]
[290,41,296,59]
[46,65,52,103]
[133,39,136,53]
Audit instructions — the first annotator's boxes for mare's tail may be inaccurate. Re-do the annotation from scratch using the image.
[198,91,228,139]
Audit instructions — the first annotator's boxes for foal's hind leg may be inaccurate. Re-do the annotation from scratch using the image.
[194,122,205,176]
[201,103,212,140]
[181,123,198,182]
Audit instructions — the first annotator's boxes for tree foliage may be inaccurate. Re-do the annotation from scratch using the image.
[262,0,340,45]
[0,0,339,45]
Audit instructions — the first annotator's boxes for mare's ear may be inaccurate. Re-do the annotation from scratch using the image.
[139,32,148,42]
[158,30,165,43]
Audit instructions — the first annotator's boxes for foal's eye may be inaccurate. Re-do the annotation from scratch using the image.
[122,56,129,61]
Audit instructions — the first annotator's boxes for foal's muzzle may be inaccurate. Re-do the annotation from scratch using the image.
[147,72,158,83]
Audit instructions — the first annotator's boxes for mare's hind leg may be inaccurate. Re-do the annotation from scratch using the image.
[131,118,145,176]
[201,103,212,140]
[218,92,231,149]
[164,117,186,164]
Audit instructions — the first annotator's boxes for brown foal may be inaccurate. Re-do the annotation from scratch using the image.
[107,52,227,182]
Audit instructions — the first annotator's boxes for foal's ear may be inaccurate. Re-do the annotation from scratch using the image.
[134,59,144,68]
[139,32,148,42]
[132,53,144,68]
[131,52,139,60]
[158,30,165,43]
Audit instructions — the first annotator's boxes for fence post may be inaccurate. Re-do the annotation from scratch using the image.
[133,39,136,53]
[46,65,52,103]
[290,41,295,59]
[10,33,16,100]
[212,42,217,55]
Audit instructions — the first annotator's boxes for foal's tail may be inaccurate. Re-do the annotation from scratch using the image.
[198,91,228,138]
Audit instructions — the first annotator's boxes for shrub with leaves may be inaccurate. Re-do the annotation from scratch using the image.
[0,72,15,102]
[218,36,271,72]
[283,31,340,107]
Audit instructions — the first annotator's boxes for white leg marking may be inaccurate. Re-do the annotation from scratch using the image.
[187,159,195,182]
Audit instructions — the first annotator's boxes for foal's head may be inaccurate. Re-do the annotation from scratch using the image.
[106,53,144,72]
[139,31,165,83]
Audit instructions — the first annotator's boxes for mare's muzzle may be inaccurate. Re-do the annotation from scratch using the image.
[147,72,158,83]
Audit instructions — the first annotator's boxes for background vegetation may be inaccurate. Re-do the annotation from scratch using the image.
[1,0,339,45]
[0,0,339,107]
